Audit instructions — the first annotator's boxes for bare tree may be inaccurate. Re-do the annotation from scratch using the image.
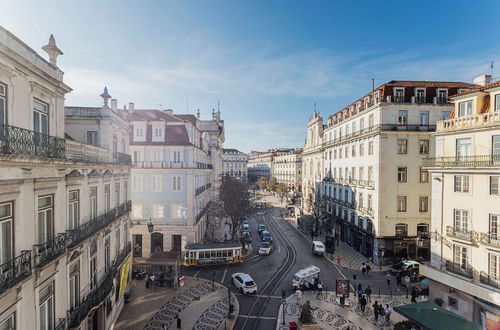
[257,176,268,190]
[305,188,327,235]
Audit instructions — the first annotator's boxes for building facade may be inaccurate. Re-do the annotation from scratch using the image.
[420,77,500,326]
[221,148,248,181]
[0,27,132,330]
[321,81,474,262]
[272,149,303,192]
[247,150,274,183]
[128,109,224,264]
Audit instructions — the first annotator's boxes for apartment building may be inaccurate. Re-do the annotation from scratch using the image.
[128,109,224,264]
[0,27,131,330]
[247,150,274,183]
[273,148,303,193]
[222,148,248,181]
[321,80,474,262]
[420,76,500,326]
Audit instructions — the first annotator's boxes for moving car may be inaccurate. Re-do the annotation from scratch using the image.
[258,224,266,234]
[241,231,252,243]
[390,260,420,276]
[259,242,271,255]
[232,273,257,294]
[242,223,250,232]
[261,230,272,243]
[292,265,320,290]
[312,241,325,256]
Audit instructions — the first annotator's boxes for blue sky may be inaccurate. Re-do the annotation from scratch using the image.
[1,0,499,152]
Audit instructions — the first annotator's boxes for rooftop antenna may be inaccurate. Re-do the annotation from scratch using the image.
[217,100,220,112]
[491,61,494,78]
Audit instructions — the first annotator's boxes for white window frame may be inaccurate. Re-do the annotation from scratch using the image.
[132,175,144,192]
[453,209,469,231]
[491,176,500,196]
[397,196,407,212]
[89,187,97,219]
[132,203,143,220]
[397,167,407,183]
[419,196,428,212]
[152,175,163,192]
[38,282,54,330]
[398,139,408,154]
[172,176,182,192]
[0,201,13,265]
[152,203,165,220]
[419,140,429,154]
[458,100,473,117]
[68,190,79,230]
[37,195,54,244]
[454,175,470,193]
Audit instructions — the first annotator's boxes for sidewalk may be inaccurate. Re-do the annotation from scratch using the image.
[115,277,239,330]
[277,291,411,330]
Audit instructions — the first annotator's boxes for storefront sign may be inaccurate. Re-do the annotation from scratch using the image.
[484,310,500,330]
[336,279,350,298]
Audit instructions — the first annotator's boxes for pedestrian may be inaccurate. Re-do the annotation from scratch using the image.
[366,262,371,275]
[396,273,402,291]
[359,295,367,313]
[316,281,323,298]
[361,263,366,276]
[176,312,181,329]
[365,286,372,302]
[386,272,391,286]
[145,274,150,288]
[336,256,342,266]
[411,287,418,303]
[405,274,411,289]
[295,288,302,307]
[385,304,392,323]
[378,305,386,325]
[372,301,379,321]
[356,283,363,299]
[150,274,156,288]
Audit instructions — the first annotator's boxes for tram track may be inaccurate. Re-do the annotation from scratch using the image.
[240,208,297,330]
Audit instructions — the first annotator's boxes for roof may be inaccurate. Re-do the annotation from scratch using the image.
[185,242,242,250]
[165,125,190,145]
[451,80,500,97]
[394,301,481,330]
[223,148,243,154]
[126,110,182,122]
[294,265,320,277]
[174,114,198,125]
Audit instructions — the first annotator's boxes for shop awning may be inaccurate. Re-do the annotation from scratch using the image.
[394,301,481,330]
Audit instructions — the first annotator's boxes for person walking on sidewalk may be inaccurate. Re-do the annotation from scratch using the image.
[372,301,379,321]
[386,272,391,286]
[356,283,363,299]
[385,304,392,323]
[295,288,302,307]
[411,287,418,303]
[316,281,323,298]
[378,304,386,326]
[365,286,372,302]
[359,295,367,313]
[366,262,371,275]
[361,263,367,276]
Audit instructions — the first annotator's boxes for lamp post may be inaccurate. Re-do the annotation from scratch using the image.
[147,219,154,233]
[212,271,216,292]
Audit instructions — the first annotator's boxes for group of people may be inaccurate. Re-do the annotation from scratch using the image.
[145,272,174,288]
[360,262,372,276]
[372,301,392,326]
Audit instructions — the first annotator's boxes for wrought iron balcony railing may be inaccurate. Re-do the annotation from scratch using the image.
[66,201,131,249]
[196,202,211,223]
[0,250,32,294]
[113,152,132,166]
[55,318,66,330]
[423,154,500,168]
[437,96,448,104]
[33,233,67,268]
[480,271,500,289]
[414,96,426,104]
[446,226,474,242]
[67,243,131,328]
[0,123,66,159]
[445,260,473,279]
[481,232,500,248]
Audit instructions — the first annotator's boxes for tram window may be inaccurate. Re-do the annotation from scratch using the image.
[211,251,216,258]
[216,250,221,258]
[222,250,227,257]
[201,251,207,258]
[228,250,233,257]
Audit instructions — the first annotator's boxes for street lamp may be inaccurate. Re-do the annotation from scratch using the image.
[147,219,154,233]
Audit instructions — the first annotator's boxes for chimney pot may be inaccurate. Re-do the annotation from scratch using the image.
[129,102,135,111]
[473,74,492,86]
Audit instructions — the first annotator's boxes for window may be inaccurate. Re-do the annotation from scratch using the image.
[496,94,500,112]
[333,150,337,159]
[151,150,163,162]
[368,114,374,127]
[417,224,429,235]
[152,175,163,192]
[0,202,13,264]
[69,262,80,310]
[39,282,54,330]
[134,126,145,139]
[173,151,182,163]
[368,166,374,181]
[86,131,98,145]
[398,139,407,154]
[454,175,470,192]
[368,195,373,210]
[115,182,120,207]
[491,176,500,195]
[368,141,374,155]
[456,138,472,157]
[359,193,364,208]
[419,168,429,183]
[438,89,448,103]
[351,145,356,157]
[419,140,429,154]
[132,175,143,192]
[489,253,500,280]
[419,111,429,126]
[493,135,500,155]
[360,118,365,130]
[395,223,408,236]
[397,167,407,182]
[104,184,111,212]
[68,190,79,230]
[345,147,348,158]
[0,83,6,126]
[397,196,407,212]
[441,110,452,120]
[339,148,342,159]
[490,214,499,238]
[153,127,163,138]
[394,89,404,102]
[112,135,117,154]
[172,176,182,191]
[453,245,469,270]
[133,150,143,163]
[397,110,408,126]
[454,209,469,231]
[458,101,473,117]
[419,196,428,212]
[37,195,53,244]
[359,143,364,156]
[152,203,164,220]
[0,313,14,330]
[89,187,97,219]
[415,89,425,103]
[89,255,97,289]
[132,203,143,220]
[172,204,187,220]
[33,99,48,135]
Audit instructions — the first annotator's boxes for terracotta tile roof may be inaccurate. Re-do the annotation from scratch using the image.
[384,80,474,88]
[450,80,500,97]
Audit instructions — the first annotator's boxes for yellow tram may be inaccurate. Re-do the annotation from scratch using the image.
[183,243,243,267]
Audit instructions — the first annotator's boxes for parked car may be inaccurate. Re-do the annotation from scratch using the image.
[242,223,250,232]
[258,224,266,234]
[390,260,420,276]
[232,273,257,294]
[259,242,271,255]
[261,230,272,243]
[241,231,252,243]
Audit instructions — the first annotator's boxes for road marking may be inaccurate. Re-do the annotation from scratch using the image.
[238,315,277,320]
[194,269,201,278]
[220,266,228,283]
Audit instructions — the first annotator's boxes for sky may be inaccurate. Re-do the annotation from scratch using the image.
[1,0,500,152]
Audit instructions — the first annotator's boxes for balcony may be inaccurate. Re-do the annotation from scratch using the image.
[445,260,473,279]
[68,243,131,328]
[66,139,109,163]
[437,96,448,104]
[437,111,500,131]
[480,271,500,289]
[446,226,475,242]
[0,250,32,295]
[195,183,212,196]
[113,152,132,166]
[481,232,500,248]
[33,233,67,268]
[66,201,131,249]
[423,154,500,168]
[414,95,426,104]
[393,95,405,103]
[0,123,66,159]
[196,202,210,223]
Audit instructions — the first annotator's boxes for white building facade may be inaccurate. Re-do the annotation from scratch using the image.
[247,151,274,184]
[272,149,303,192]
[221,148,248,181]
[0,26,132,330]
[421,77,500,326]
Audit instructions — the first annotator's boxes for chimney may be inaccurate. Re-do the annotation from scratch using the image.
[164,109,174,115]
[129,102,135,112]
[111,99,117,111]
[42,34,63,66]
[473,74,492,86]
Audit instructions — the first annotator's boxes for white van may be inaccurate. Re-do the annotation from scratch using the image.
[312,241,325,256]
[292,265,320,290]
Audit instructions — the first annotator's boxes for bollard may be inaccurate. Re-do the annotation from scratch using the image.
[390,287,392,298]
[378,288,381,298]
[406,286,408,299]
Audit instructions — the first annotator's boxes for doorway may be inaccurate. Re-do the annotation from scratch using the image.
[172,235,181,251]
[151,232,163,256]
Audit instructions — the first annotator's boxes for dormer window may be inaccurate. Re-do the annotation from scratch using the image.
[374,91,380,103]
[458,101,473,117]
[152,125,164,142]
[356,102,361,111]
[133,124,146,142]
[415,89,425,103]
[438,89,448,104]
[394,88,404,103]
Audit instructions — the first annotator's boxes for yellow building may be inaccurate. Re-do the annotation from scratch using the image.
[421,76,500,327]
